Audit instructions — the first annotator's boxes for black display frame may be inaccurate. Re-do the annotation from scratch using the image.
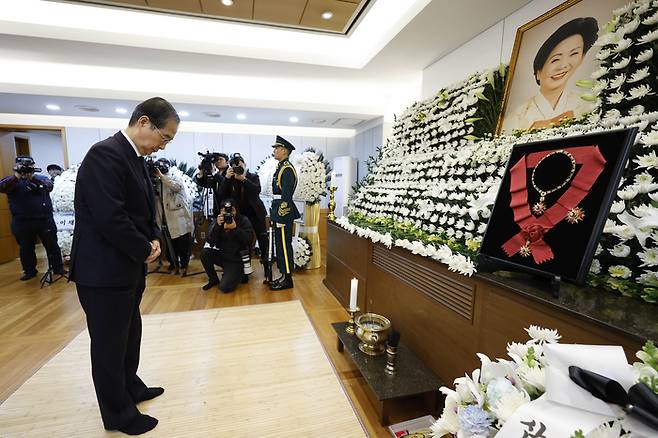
[478,127,638,287]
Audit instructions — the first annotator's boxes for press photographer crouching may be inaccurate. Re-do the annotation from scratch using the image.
[200,198,254,293]
[150,158,194,276]
[218,153,269,276]
[195,151,228,216]
[0,156,64,280]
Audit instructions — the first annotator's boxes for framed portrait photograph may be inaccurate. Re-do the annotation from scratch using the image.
[478,128,637,284]
[497,0,630,134]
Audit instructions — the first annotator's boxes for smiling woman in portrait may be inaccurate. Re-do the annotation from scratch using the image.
[503,17,599,132]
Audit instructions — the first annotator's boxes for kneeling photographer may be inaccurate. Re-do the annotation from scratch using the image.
[200,199,254,293]
[0,156,64,280]
[218,153,268,275]
[195,151,228,216]
[150,158,194,276]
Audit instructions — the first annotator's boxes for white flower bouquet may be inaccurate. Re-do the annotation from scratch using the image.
[292,149,331,205]
[292,235,312,269]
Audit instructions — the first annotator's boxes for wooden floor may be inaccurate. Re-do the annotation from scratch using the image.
[0,249,432,437]
[0,301,365,437]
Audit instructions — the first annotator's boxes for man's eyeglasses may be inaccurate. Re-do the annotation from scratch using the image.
[151,124,174,145]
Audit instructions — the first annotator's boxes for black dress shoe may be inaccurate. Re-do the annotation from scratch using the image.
[20,272,37,281]
[202,280,219,290]
[180,267,188,277]
[269,275,293,291]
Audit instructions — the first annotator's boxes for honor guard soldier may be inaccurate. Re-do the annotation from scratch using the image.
[269,135,300,291]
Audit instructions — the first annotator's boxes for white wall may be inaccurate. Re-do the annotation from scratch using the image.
[352,119,384,183]
[422,0,564,97]
[24,131,65,173]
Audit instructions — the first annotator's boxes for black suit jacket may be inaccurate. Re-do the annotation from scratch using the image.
[69,132,160,287]
[218,171,267,222]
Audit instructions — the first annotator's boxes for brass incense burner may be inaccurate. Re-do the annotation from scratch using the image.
[355,313,391,356]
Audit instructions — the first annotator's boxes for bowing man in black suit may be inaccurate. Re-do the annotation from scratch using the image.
[69,97,179,435]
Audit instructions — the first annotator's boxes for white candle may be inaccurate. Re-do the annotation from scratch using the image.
[331,171,336,186]
[349,278,358,309]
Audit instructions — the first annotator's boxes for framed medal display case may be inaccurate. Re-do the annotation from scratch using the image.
[478,127,638,285]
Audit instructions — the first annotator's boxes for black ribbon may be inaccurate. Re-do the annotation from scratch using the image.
[569,366,658,431]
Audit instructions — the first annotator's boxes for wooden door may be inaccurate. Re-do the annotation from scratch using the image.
[0,132,20,263]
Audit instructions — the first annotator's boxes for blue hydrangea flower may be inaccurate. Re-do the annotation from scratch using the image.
[458,405,492,436]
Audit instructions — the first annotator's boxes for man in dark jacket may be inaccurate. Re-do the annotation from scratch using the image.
[194,152,228,217]
[0,156,64,280]
[70,97,179,435]
[200,198,254,293]
[218,153,268,274]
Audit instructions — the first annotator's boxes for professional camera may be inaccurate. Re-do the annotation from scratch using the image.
[222,211,234,225]
[229,153,244,176]
[198,151,220,174]
[13,156,41,175]
[221,199,234,225]
[145,157,170,180]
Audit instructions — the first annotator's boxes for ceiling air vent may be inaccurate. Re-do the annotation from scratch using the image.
[74,105,100,112]
[331,118,366,128]
[203,111,222,118]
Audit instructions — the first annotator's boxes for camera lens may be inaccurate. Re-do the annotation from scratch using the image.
[240,250,253,275]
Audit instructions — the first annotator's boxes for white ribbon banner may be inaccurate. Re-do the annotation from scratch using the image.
[53,212,75,231]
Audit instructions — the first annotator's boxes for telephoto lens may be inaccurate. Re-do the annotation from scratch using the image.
[240,250,254,275]
[223,212,234,224]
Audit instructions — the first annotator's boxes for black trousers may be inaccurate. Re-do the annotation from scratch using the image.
[244,212,267,260]
[200,248,243,292]
[273,222,293,275]
[12,217,64,275]
[77,276,149,430]
[165,232,192,269]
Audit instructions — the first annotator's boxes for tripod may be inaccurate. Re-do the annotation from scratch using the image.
[40,268,66,288]
[186,185,215,277]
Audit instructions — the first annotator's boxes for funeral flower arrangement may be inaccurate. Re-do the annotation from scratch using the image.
[429,326,658,438]
[51,164,80,256]
[339,0,658,303]
[291,148,331,205]
[256,157,278,197]
[292,235,312,269]
[165,165,199,210]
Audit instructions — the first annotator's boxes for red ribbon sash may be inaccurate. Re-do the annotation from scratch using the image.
[501,145,606,264]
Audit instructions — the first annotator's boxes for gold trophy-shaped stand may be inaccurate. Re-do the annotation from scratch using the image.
[328,186,337,221]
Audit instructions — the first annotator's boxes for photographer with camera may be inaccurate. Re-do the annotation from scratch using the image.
[0,156,65,280]
[194,151,228,216]
[200,198,254,293]
[218,153,268,276]
[151,158,194,276]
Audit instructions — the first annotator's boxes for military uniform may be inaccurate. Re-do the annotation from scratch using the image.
[270,136,300,290]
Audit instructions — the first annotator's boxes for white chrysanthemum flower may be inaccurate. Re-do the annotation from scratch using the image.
[612,56,631,69]
[640,130,658,147]
[595,48,612,60]
[607,91,625,104]
[630,105,645,116]
[634,2,651,16]
[592,79,608,94]
[525,325,561,344]
[618,187,638,200]
[629,66,650,83]
[584,421,623,438]
[638,248,658,267]
[629,84,652,99]
[596,31,621,47]
[589,259,601,274]
[615,37,633,52]
[638,29,658,44]
[608,265,632,279]
[622,17,641,35]
[610,200,626,213]
[491,389,530,425]
[610,244,631,257]
[643,10,658,25]
[636,48,654,63]
[609,74,626,88]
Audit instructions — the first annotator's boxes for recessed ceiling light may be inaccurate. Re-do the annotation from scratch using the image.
[221,0,234,6]
[289,116,299,123]
[46,104,60,111]
[115,107,128,114]
[203,111,221,118]
[321,11,333,20]
[178,110,190,117]
[74,105,100,112]
[236,113,246,120]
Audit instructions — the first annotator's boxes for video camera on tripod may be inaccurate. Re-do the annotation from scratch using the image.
[198,151,222,174]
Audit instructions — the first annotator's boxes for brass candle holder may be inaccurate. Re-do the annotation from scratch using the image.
[328,186,338,221]
[345,306,359,335]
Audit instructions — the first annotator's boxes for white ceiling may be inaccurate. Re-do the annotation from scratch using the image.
[0,0,532,125]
